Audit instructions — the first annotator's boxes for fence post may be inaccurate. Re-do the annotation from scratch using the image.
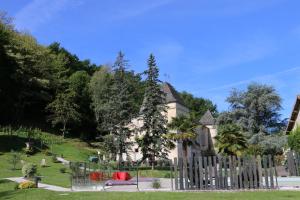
[233,156,238,190]
[257,155,263,189]
[179,157,184,190]
[183,156,189,190]
[174,158,178,190]
[204,156,208,189]
[199,156,204,190]
[194,156,199,189]
[296,152,300,176]
[237,157,242,189]
[208,156,213,190]
[263,155,269,189]
[252,156,258,189]
[189,156,194,189]
[223,156,228,189]
[218,155,223,189]
[228,156,233,189]
[268,155,274,189]
[248,157,254,189]
[213,156,218,190]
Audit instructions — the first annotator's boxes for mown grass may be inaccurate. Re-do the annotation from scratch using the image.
[0,134,170,188]
[0,134,96,187]
[1,179,300,200]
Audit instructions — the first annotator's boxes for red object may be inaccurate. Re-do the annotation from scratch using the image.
[89,172,104,181]
[112,172,131,181]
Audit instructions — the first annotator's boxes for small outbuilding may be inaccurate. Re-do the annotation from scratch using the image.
[286,95,300,134]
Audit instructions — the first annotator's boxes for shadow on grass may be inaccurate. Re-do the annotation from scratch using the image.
[0,135,48,153]
[0,179,19,199]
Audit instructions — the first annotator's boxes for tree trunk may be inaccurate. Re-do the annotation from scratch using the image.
[118,150,123,171]
[62,122,66,138]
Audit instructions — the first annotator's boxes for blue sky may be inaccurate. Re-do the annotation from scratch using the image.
[1,0,300,119]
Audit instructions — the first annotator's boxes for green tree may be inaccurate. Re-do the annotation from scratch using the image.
[46,91,80,138]
[215,124,248,156]
[167,115,196,157]
[288,126,300,152]
[9,150,21,170]
[217,83,285,144]
[108,52,136,163]
[137,54,172,162]
[68,71,96,138]
[90,66,114,129]
[179,91,217,119]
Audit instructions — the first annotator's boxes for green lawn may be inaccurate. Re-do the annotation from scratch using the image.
[1,180,300,200]
[0,134,97,187]
[0,134,171,188]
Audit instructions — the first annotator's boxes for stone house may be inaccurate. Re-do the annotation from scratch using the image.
[127,82,216,162]
[286,95,300,134]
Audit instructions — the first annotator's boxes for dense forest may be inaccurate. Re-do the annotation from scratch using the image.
[0,13,217,142]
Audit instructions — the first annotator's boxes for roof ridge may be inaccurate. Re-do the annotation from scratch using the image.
[162,82,186,107]
[199,110,215,125]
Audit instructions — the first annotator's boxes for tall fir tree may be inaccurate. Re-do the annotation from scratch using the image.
[137,54,171,163]
[107,52,135,163]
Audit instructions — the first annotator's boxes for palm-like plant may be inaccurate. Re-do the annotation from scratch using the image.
[166,115,197,157]
[215,124,248,156]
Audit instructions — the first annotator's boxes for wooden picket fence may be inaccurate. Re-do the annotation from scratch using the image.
[287,151,300,176]
[173,155,278,190]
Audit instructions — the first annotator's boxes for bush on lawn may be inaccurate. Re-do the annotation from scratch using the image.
[59,167,66,173]
[24,147,35,155]
[22,163,37,178]
[44,150,52,156]
[152,179,161,189]
[18,181,36,189]
[163,172,174,178]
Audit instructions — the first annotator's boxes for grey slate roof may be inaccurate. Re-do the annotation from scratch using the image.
[139,82,187,114]
[162,82,186,106]
[199,110,215,125]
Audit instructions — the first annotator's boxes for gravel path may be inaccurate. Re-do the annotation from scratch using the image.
[5,177,71,192]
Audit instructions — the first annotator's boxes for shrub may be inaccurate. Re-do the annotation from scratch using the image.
[24,147,34,155]
[22,163,37,178]
[18,181,36,189]
[44,150,52,156]
[108,161,118,169]
[59,167,66,173]
[152,179,161,189]
[288,126,300,152]
[9,150,21,170]
[163,172,174,178]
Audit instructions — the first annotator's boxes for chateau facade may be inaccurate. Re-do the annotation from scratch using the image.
[127,82,216,162]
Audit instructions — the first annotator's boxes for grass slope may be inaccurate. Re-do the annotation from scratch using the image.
[0,134,96,187]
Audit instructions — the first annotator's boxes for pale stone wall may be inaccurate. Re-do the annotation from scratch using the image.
[293,112,300,131]
[206,125,217,145]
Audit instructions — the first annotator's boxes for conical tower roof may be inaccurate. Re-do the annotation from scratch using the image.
[199,110,215,125]
[162,82,186,106]
[139,82,187,114]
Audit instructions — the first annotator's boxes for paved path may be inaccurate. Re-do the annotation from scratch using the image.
[57,157,70,164]
[5,177,71,192]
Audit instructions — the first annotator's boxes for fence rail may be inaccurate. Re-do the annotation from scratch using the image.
[173,155,278,190]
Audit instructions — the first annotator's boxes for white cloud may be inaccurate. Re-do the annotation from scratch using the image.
[14,0,82,32]
[203,66,300,92]
[188,36,277,73]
